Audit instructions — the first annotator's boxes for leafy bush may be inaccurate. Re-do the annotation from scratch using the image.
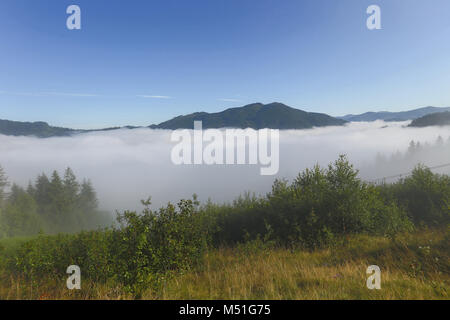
[110,197,208,294]
[8,197,209,296]
[380,165,450,227]
[206,155,413,248]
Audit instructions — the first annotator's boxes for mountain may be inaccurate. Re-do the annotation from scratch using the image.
[0,102,353,138]
[150,102,346,130]
[408,111,450,127]
[0,119,145,138]
[339,106,450,122]
[0,103,345,137]
[0,119,75,138]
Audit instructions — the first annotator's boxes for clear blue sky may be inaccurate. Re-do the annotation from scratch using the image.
[1,0,450,129]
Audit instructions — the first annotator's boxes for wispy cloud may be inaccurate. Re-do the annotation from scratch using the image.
[42,92,98,97]
[0,91,174,99]
[0,91,98,97]
[218,98,242,103]
[137,95,172,99]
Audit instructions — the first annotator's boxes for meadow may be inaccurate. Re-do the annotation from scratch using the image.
[0,229,448,299]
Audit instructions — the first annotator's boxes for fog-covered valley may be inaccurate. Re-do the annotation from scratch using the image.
[0,120,449,213]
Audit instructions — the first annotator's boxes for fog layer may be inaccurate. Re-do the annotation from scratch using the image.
[1,121,449,212]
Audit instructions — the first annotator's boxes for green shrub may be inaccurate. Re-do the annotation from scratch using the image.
[206,155,414,248]
[110,197,208,294]
[8,196,209,296]
[380,165,450,227]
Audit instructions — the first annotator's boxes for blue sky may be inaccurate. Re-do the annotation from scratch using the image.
[1,0,450,129]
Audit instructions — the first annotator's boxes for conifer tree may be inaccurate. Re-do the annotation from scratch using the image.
[0,165,9,205]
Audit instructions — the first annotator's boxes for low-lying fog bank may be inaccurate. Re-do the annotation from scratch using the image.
[1,121,449,212]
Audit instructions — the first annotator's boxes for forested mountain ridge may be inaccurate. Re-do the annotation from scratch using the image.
[408,111,450,127]
[150,102,347,130]
[0,119,140,138]
[0,119,74,138]
[1,103,346,137]
[3,103,449,138]
[339,106,450,122]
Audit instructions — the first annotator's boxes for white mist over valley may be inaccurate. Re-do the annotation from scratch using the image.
[1,121,449,213]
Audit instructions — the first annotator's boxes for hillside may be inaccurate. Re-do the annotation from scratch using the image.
[339,106,450,122]
[151,102,347,129]
[408,111,450,127]
[0,120,142,138]
[9,103,450,137]
[0,119,74,138]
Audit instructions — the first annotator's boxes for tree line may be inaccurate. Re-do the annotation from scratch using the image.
[0,167,112,238]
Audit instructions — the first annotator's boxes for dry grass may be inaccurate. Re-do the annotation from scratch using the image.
[1,230,448,300]
[154,249,447,300]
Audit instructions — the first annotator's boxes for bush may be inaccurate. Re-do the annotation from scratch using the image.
[380,165,450,227]
[206,155,413,248]
[8,196,209,296]
[110,197,208,294]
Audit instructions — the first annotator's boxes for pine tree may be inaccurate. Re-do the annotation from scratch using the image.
[0,165,9,204]
[408,140,416,155]
[9,184,25,204]
[63,167,79,209]
[26,181,36,198]
[79,179,98,211]
[49,170,65,223]
[35,173,51,216]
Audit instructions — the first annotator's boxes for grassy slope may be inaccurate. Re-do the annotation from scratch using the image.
[0,229,448,300]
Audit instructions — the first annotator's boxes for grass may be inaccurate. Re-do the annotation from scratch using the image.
[0,229,448,300]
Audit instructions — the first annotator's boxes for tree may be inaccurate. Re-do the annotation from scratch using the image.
[63,167,80,210]
[390,165,450,226]
[79,179,98,212]
[1,189,42,237]
[48,170,68,225]
[35,173,51,211]
[9,184,25,204]
[0,165,9,204]
[26,181,36,198]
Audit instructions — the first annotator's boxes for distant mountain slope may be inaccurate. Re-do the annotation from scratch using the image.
[339,106,450,122]
[0,103,345,137]
[408,111,450,127]
[0,119,143,138]
[0,119,74,138]
[151,102,346,130]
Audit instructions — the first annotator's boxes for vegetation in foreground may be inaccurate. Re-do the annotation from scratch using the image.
[0,229,448,300]
[0,155,448,299]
